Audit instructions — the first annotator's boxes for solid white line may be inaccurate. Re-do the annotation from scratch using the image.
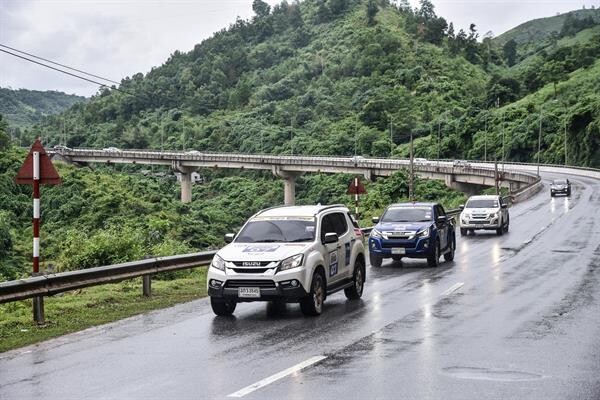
[439,282,464,298]
[227,355,326,398]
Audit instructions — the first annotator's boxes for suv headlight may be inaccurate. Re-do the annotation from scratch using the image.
[370,228,382,239]
[416,227,430,239]
[211,254,225,271]
[279,254,303,271]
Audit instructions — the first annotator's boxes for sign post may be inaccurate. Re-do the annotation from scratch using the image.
[347,176,366,218]
[15,138,61,324]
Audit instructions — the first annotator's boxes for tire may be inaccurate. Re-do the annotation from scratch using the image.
[345,258,365,300]
[211,297,236,316]
[444,236,455,262]
[300,271,325,316]
[496,226,504,236]
[551,192,555,197]
[504,216,510,232]
[369,253,383,268]
[460,227,467,236]
[567,189,571,196]
[468,229,475,235]
[427,241,440,268]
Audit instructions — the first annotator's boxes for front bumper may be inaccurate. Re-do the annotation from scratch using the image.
[551,187,569,195]
[207,266,309,302]
[460,216,500,229]
[368,236,433,258]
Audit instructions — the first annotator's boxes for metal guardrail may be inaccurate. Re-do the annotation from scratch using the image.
[0,252,216,304]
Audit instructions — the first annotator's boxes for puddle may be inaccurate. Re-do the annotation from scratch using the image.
[442,366,544,381]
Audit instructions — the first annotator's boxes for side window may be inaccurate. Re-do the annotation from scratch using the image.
[332,213,348,236]
[320,214,335,242]
[347,212,360,229]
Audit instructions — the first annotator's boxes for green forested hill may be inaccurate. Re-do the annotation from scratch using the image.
[0,88,86,129]
[16,0,599,167]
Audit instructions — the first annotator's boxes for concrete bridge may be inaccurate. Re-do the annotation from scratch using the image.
[52,149,539,204]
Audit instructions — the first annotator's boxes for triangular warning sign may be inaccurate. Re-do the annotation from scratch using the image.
[15,139,62,185]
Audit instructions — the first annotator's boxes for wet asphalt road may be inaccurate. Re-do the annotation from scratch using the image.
[1,171,599,400]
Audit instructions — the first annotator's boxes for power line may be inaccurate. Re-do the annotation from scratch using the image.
[0,43,121,85]
[0,48,135,96]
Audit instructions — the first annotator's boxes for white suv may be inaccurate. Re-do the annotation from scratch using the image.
[207,205,366,316]
[459,195,509,236]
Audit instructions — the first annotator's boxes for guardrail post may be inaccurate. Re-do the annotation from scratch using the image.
[143,274,152,297]
[33,296,45,325]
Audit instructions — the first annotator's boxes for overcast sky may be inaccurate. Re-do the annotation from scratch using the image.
[0,0,597,97]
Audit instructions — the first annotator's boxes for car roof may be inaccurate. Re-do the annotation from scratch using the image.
[388,202,436,208]
[255,204,348,218]
[467,195,499,200]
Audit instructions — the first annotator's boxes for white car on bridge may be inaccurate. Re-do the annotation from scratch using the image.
[207,205,366,316]
[459,195,510,236]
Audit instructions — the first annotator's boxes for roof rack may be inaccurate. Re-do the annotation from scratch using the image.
[315,204,347,214]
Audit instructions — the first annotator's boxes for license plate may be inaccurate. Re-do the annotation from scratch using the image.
[391,248,405,255]
[238,287,260,298]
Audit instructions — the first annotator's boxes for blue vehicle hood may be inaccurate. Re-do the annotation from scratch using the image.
[376,221,431,232]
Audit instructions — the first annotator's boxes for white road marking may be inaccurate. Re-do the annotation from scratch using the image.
[439,282,464,298]
[227,355,326,398]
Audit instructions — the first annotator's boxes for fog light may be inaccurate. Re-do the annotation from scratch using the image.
[423,242,429,248]
[209,279,223,288]
[291,280,298,287]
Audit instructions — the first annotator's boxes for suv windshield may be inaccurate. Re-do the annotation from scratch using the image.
[553,180,567,185]
[382,207,432,222]
[235,218,316,243]
[466,199,498,208]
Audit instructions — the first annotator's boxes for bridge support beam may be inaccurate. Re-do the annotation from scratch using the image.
[272,168,303,206]
[172,163,197,203]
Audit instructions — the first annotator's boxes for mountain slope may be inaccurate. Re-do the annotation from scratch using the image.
[0,88,86,128]
[24,0,600,167]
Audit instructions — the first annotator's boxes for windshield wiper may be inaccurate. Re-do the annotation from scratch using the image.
[287,237,312,242]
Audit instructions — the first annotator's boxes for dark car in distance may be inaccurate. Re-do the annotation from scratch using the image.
[551,179,571,197]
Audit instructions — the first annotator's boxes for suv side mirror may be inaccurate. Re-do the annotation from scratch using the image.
[323,232,339,244]
[437,215,447,224]
[224,233,235,243]
[501,204,507,209]
[458,204,465,210]
[372,216,380,224]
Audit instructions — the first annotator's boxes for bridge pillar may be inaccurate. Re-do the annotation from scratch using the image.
[173,163,196,203]
[272,168,303,206]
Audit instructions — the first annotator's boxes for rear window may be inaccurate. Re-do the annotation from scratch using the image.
[553,180,567,185]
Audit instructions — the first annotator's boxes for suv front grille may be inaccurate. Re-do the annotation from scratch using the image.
[230,268,271,274]
[231,261,272,267]
[224,280,276,288]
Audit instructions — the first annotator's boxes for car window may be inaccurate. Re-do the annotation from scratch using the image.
[236,218,316,243]
[347,212,360,229]
[381,207,432,222]
[332,213,348,236]
[436,205,446,217]
[320,214,336,242]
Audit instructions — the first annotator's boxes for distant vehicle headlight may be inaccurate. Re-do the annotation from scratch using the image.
[416,227,430,239]
[211,254,225,271]
[370,228,382,239]
[279,254,303,271]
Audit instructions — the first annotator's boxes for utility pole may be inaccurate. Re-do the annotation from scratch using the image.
[564,116,568,166]
[389,116,393,158]
[537,105,542,176]
[484,113,487,162]
[181,116,185,151]
[409,132,414,202]
[437,119,441,160]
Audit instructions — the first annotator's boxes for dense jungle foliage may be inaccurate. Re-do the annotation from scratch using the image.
[0,88,86,130]
[1,0,599,278]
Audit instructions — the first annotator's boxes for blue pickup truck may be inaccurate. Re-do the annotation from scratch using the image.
[368,202,456,268]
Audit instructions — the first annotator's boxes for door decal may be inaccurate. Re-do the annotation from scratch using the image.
[329,251,338,277]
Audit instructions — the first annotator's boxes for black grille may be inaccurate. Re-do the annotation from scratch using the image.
[225,280,276,288]
[230,268,271,274]
[382,242,411,248]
